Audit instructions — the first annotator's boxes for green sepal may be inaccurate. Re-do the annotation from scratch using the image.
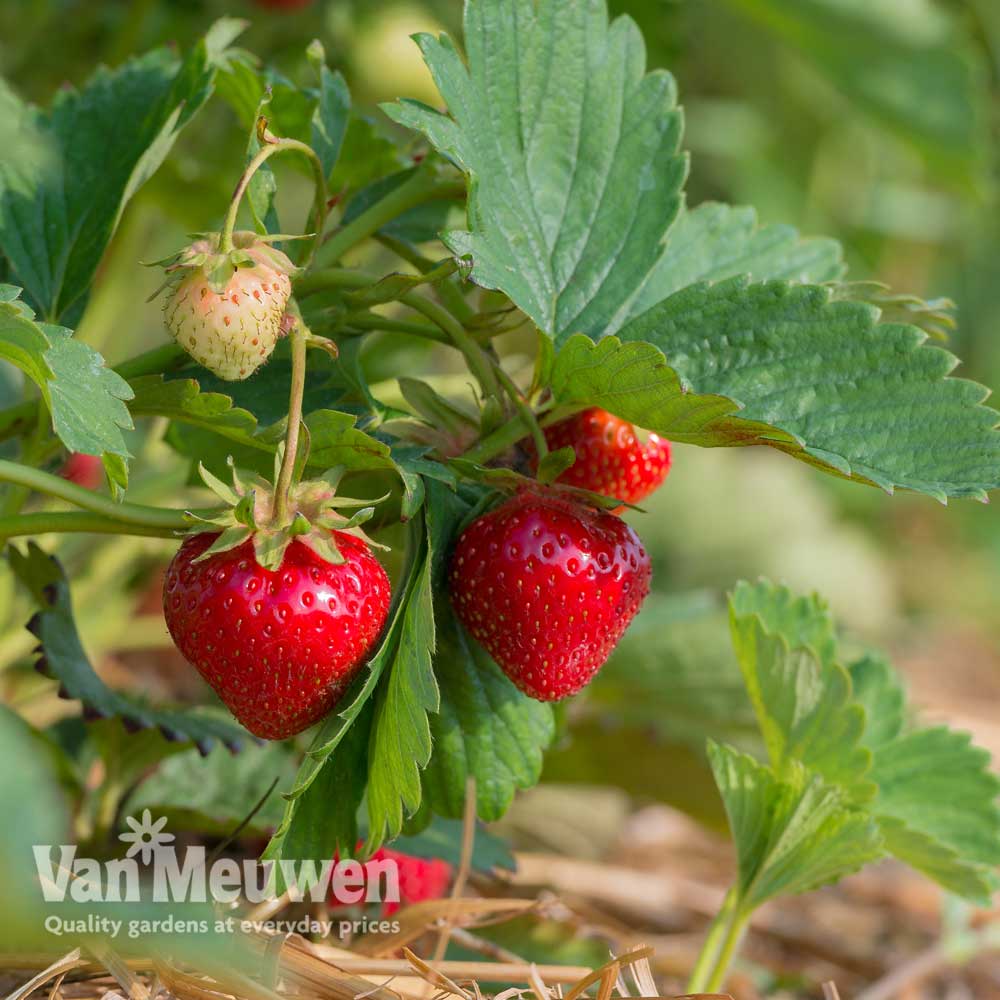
[536,447,576,485]
[301,530,345,566]
[205,257,237,294]
[198,462,241,506]
[191,525,253,562]
[233,492,258,528]
[253,529,292,572]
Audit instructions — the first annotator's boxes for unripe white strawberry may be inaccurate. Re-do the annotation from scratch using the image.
[159,232,297,381]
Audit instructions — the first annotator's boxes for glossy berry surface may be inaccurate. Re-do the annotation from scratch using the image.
[163,532,390,739]
[541,408,671,504]
[330,846,452,915]
[449,491,651,700]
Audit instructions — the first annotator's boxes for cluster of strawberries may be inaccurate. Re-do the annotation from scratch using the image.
[67,231,672,741]
[158,408,670,737]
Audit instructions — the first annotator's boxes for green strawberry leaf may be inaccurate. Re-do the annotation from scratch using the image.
[630,202,845,315]
[42,325,134,458]
[264,516,432,865]
[548,277,1000,501]
[0,291,133,460]
[383,0,686,341]
[8,543,250,755]
[0,19,244,322]
[364,509,439,850]
[728,580,873,801]
[868,724,1000,904]
[422,608,555,823]
[849,654,907,752]
[708,741,883,910]
[308,47,351,183]
[129,374,261,452]
[264,701,374,892]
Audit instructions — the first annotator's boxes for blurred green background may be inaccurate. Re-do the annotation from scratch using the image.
[1,0,999,823]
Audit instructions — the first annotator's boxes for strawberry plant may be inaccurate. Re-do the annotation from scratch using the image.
[1,0,998,992]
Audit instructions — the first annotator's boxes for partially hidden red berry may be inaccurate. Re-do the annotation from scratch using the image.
[449,491,651,701]
[60,453,102,490]
[163,532,390,740]
[539,408,671,504]
[329,846,452,915]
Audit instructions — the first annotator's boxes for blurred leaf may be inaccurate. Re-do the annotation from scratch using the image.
[709,741,883,909]
[587,595,758,751]
[423,608,555,823]
[391,815,514,872]
[615,277,1000,500]
[632,202,845,314]
[384,0,686,339]
[8,543,251,755]
[0,20,244,321]
[724,0,990,187]
[328,114,405,196]
[126,741,299,836]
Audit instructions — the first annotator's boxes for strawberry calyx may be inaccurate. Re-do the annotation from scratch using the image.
[186,455,388,572]
[146,230,303,301]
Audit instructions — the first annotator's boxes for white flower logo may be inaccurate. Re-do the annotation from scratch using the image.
[118,810,175,864]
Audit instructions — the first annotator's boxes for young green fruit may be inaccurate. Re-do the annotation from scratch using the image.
[161,231,295,381]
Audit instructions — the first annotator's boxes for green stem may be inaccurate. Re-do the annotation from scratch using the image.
[221,134,328,264]
[403,295,502,400]
[687,889,748,994]
[0,460,196,530]
[492,363,547,459]
[0,511,187,541]
[462,413,534,465]
[271,320,308,527]
[313,172,465,270]
[340,311,452,344]
[376,233,475,323]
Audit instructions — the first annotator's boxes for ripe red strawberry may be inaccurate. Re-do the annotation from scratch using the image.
[539,408,671,504]
[330,846,452,915]
[449,491,651,700]
[163,531,390,739]
[160,231,295,381]
[60,453,102,490]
